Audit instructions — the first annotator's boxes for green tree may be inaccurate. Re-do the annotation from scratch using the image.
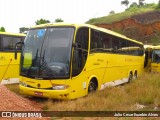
[158,0,160,8]
[35,18,50,25]
[0,27,6,32]
[130,2,138,8]
[109,10,115,15]
[54,18,64,22]
[139,0,145,7]
[121,0,130,9]
[19,27,29,33]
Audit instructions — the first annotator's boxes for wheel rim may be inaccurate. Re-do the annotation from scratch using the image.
[88,81,97,93]
[128,73,133,82]
[133,72,137,79]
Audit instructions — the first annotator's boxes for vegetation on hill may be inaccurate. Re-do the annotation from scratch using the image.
[86,3,160,44]
[86,3,158,24]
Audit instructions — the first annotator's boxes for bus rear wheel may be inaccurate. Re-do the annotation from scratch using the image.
[88,79,98,93]
[133,71,138,80]
[128,72,133,83]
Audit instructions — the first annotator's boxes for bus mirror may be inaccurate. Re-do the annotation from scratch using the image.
[15,42,24,59]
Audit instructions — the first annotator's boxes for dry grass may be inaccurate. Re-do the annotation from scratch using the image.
[39,73,160,111]
[5,73,160,111]
[5,73,160,119]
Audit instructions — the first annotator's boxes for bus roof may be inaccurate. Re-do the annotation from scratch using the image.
[30,23,143,45]
[0,32,26,37]
[152,45,160,50]
[144,45,154,49]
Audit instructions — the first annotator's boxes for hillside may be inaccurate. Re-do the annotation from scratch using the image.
[86,4,160,44]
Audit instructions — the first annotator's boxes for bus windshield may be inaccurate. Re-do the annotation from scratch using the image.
[21,27,74,79]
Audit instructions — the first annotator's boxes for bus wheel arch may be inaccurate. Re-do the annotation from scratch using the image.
[88,77,98,94]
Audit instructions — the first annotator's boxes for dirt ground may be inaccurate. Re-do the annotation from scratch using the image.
[0,85,50,120]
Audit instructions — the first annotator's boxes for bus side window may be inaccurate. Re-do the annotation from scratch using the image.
[13,37,22,50]
[155,53,160,63]
[90,29,103,52]
[0,36,2,50]
[112,37,120,52]
[101,32,113,52]
[2,36,22,51]
[72,27,89,77]
[3,36,13,51]
[118,39,128,54]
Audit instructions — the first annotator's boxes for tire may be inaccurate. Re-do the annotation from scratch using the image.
[88,80,97,93]
[133,71,138,80]
[128,73,133,83]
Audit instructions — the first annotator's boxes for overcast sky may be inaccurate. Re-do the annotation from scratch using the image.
[0,0,158,33]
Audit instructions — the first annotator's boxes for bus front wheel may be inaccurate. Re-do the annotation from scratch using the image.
[88,79,98,93]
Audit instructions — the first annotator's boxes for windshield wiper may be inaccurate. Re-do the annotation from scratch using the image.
[26,49,57,78]
[26,49,39,76]
[39,50,57,78]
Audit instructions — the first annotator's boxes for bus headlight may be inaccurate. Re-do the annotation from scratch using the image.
[52,85,69,90]
[19,81,28,87]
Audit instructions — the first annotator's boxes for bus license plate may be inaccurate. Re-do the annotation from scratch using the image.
[34,91,43,96]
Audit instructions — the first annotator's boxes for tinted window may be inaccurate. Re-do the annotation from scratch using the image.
[90,29,103,52]
[101,32,113,52]
[117,39,128,54]
[2,36,22,51]
[89,29,144,56]
[13,37,22,50]
[3,36,13,50]
[75,27,89,50]
[0,36,2,50]
[72,27,89,77]
[152,50,160,63]
[21,27,74,79]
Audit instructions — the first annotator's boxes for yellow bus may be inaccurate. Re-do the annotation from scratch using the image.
[15,23,144,100]
[0,32,26,84]
[151,45,160,72]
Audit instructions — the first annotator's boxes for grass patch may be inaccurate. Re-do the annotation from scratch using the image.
[5,73,160,111]
[86,5,158,24]
[5,73,160,120]
[39,73,160,111]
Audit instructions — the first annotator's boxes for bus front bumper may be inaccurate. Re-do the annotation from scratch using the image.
[19,85,71,100]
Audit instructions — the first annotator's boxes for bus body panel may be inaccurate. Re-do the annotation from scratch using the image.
[19,53,144,100]
[145,45,160,73]
[151,63,160,72]
[0,32,25,84]
[87,53,144,89]
[0,52,21,80]
[151,46,160,72]
[19,85,70,100]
